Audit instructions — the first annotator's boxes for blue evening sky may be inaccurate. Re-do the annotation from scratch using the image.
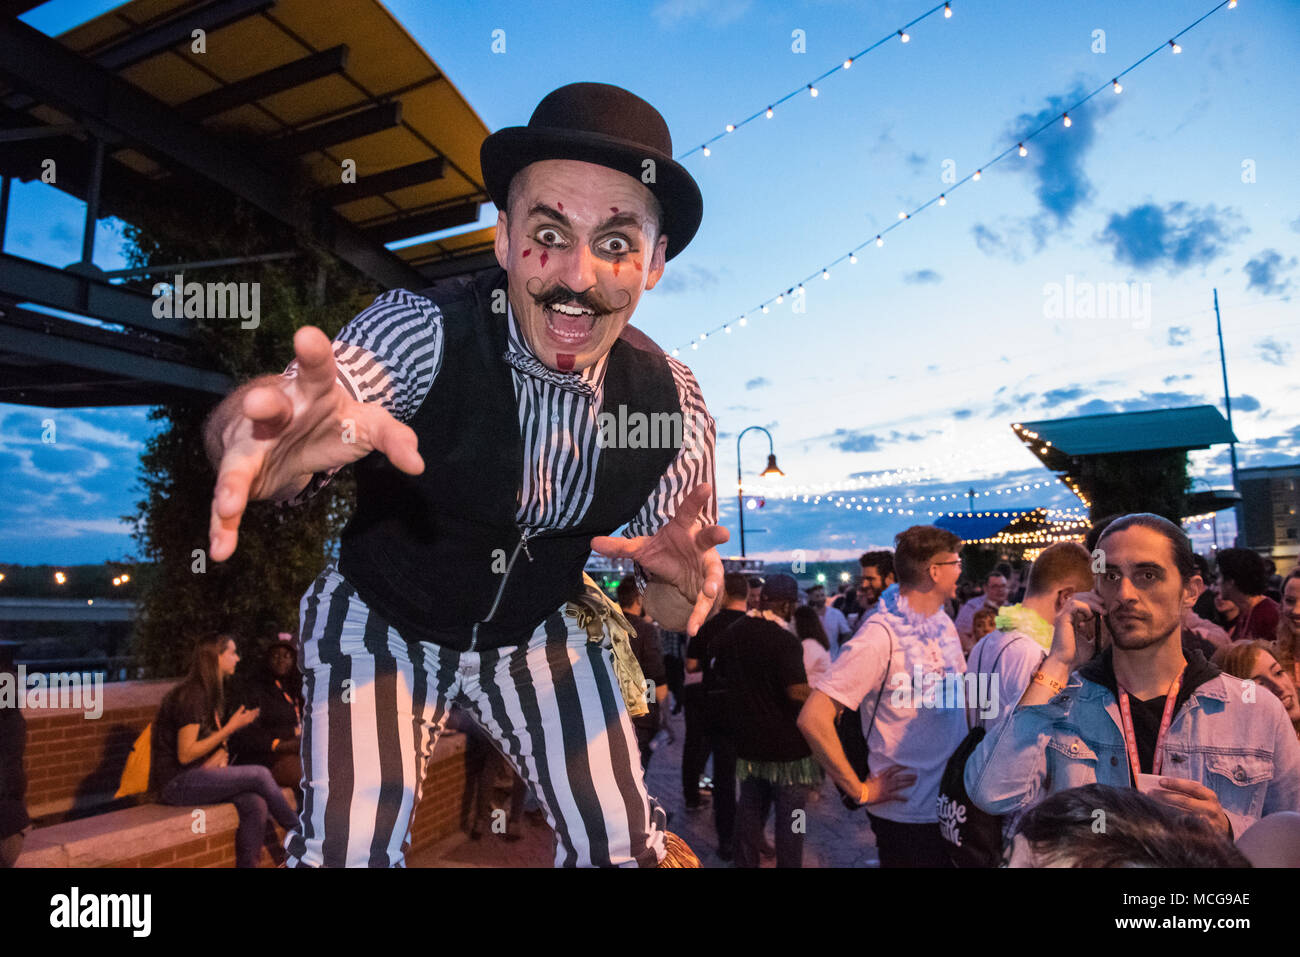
[3,0,1296,564]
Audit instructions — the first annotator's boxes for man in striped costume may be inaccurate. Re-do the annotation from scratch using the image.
[203,83,724,867]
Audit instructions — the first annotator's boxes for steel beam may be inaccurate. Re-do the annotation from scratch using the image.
[178,45,350,120]
[363,200,480,245]
[92,0,275,71]
[266,101,401,158]
[317,157,444,206]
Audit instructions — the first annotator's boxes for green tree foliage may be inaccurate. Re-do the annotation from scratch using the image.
[1081,450,1191,525]
[121,188,374,677]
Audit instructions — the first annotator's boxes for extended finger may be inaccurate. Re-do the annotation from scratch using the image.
[686,586,713,637]
[695,523,730,551]
[292,326,339,398]
[1157,777,1215,799]
[241,382,294,435]
[590,535,642,558]
[364,406,425,475]
[670,483,713,529]
[210,454,261,562]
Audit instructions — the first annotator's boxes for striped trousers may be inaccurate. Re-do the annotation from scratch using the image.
[284,566,668,867]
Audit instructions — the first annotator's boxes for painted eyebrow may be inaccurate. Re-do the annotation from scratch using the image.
[525,204,646,234]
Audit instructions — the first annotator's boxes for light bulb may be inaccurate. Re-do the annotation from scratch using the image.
[766,106,774,118]
[944,2,952,17]
[702,145,711,156]
[938,194,946,205]
[973,169,982,180]
[776,293,784,304]
[700,332,707,341]
[876,235,884,246]
[1063,112,1072,127]
[843,58,853,69]
[899,210,908,220]
[724,324,731,333]
[671,348,679,356]
[1018,142,1027,157]
[739,316,748,326]
[822,269,830,279]
[761,304,769,313]
[1170,40,1181,54]
[1112,78,1122,94]
[725,123,736,132]
[849,252,858,263]
[691,341,698,349]
[899,29,910,42]
[809,84,818,97]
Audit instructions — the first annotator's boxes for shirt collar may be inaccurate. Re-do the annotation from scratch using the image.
[504,302,609,395]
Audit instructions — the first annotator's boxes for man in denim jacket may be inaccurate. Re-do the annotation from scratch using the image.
[968,513,1300,841]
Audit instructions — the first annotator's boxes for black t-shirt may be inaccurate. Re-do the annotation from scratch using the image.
[687,607,746,692]
[627,613,667,732]
[712,616,809,762]
[150,683,220,792]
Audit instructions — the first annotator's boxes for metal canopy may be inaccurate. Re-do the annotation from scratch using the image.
[0,0,500,408]
[1013,405,1238,471]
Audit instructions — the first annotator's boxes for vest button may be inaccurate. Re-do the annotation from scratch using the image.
[551,412,560,423]
[1234,767,1247,782]
[1069,743,1078,754]
[1110,756,1118,766]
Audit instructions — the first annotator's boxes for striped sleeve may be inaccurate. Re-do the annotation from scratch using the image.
[274,289,443,509]
[622,356,718,537]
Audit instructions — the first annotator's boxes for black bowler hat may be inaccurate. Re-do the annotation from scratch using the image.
[480,82,703,260]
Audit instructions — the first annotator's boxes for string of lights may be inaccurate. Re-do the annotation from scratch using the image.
[744,474,1072,503]
[670,0,1242,356]
[677,0,958,162]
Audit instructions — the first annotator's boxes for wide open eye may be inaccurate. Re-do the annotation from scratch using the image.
[599,235,631,256]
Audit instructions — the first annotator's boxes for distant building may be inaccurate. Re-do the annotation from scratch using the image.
[1239,463,1300,574]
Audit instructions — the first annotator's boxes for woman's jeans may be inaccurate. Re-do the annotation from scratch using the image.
[161,764,298,868]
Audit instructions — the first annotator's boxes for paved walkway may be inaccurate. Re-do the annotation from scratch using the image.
[411,704,881,868]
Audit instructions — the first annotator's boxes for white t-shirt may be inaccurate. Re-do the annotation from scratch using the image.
[818,606,853,657]
[964,626,1047,734]
[816,592,968,824]
[802,639,831,688]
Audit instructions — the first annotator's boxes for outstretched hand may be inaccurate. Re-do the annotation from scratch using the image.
[208,326,424,562]
[590,484,729,636]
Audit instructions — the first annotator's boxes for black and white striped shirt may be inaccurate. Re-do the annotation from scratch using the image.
[281,288,717,537]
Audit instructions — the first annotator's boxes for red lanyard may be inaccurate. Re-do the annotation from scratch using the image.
[1116,674,1181,785]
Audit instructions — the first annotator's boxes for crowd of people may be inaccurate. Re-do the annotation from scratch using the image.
[602,515,1300,868]
[5,512,1298,870]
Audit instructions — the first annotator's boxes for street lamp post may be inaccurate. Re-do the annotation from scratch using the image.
[736,425,784,558]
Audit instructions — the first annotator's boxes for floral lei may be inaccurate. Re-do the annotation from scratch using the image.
[994,603,1054,651]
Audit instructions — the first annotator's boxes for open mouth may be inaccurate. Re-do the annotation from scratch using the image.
[543,302,599,346]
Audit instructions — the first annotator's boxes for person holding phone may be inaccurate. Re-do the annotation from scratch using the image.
[967,513,1300,841]
[152,634,300,867]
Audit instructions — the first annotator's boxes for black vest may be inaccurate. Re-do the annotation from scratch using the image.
[337,268,682,651]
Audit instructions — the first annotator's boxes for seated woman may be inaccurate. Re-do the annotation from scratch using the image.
[151,633,299,868]
[1212,639,1300,739]
[229,634,303,800]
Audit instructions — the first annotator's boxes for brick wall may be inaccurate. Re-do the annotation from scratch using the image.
[21,680,174,818]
